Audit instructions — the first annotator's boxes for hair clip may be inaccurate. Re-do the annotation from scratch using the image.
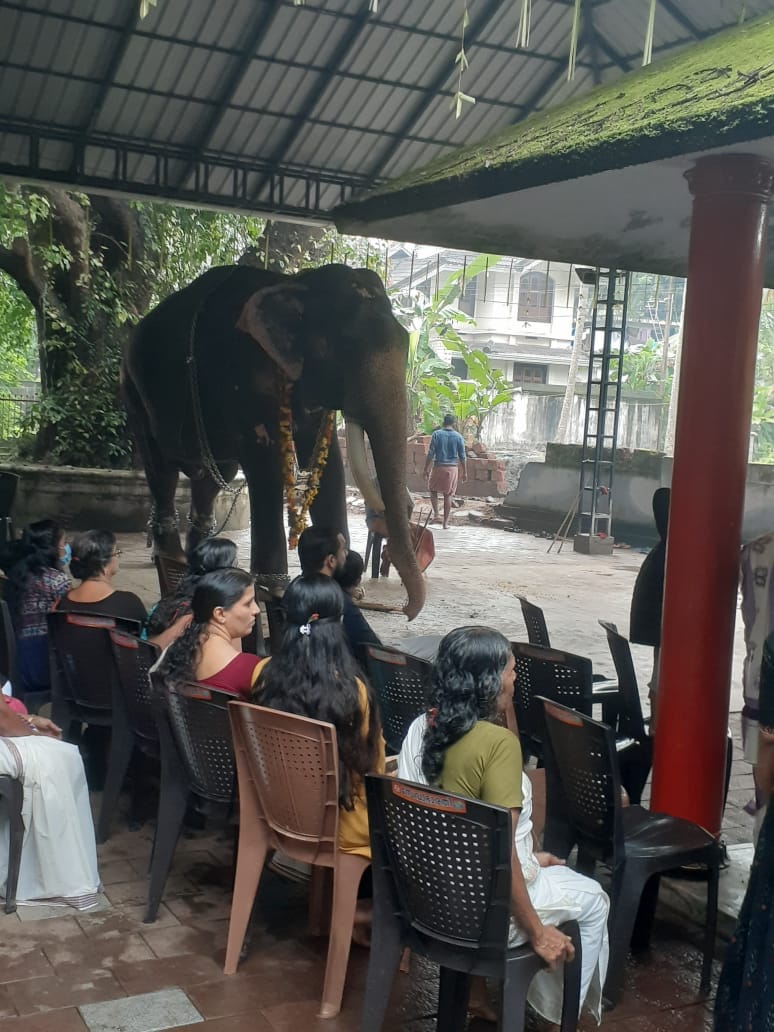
[299,623,311,636]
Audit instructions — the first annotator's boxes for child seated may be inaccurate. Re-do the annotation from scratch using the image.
[334,550,365,601]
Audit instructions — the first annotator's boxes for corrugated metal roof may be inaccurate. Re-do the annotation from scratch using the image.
[0,0,771,220]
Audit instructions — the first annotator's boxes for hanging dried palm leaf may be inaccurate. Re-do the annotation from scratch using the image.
[567,0,582,81]
[138,0,158,17]
[451,0,476,119]
[643,0,657,66]
[517,0,532,48]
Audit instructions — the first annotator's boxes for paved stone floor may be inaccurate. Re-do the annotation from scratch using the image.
[0,513,751,1029]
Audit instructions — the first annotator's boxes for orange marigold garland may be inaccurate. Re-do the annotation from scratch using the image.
[278,379,336,549]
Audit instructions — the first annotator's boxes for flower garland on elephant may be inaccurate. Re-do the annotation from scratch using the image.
[278,379,336,549]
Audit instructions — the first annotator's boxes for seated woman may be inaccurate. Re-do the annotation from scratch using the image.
[145,536,239,640]
[398,626,609,1026]
[57,530,147,626]
[253,574,385,859]
[0,696,100,910]
[3,519,70,696]
[154,567,261,697]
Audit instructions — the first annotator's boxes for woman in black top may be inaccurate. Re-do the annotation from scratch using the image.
[57,529,146,627]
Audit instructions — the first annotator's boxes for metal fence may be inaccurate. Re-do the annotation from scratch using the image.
[0,394,37,440]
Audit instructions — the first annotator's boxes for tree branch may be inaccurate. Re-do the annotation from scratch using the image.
[0,236,44,312]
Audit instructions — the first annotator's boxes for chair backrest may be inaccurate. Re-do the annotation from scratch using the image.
[0,598,18,686]
[599,620,647,741]
[47,610,140,716]
[229,702,341,865]
[510,641,593,757]
[517,595,551,648]
[366,774,512,963]
[154,555,188,599]
[158,679,236,803]
[540,698,623,857]
[0,472,19,517]
[108,628,160,744]
[363,644,432,755]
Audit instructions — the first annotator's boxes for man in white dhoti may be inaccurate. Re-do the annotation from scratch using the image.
[398,626,609,1026]
[0,699,100,909]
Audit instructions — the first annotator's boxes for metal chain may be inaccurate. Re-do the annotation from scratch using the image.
[186,295,246,535]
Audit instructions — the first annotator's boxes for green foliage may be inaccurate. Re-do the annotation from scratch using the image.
[752,301,774,463]
[136,204,265,304]
[391,253,513,438]
[0,184,266,466]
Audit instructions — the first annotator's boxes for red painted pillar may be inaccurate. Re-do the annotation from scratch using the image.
[651,154,773,834]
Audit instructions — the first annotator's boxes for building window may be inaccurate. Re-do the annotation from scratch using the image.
[451,357,468,378]
[513,363,547,386]
[517,270,554,323]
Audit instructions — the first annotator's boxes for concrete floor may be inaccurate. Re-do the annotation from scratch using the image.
[0,515,750,1030]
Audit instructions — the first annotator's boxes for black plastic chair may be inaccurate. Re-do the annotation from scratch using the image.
[0,775,23,914]
[145,676,236,922]
[0,599,20,692]
[362,774,582,1031]
[0,472,19,547]
[598,621,653,804]
[362,644,432,756]
[517,595,551,647]
[154,555,187,599]
[510,642,594,764]
[46,611,141,739]
[540,698,720,1007]
[97,629,161,843]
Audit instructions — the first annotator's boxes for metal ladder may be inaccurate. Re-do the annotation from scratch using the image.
[577,268,630,540]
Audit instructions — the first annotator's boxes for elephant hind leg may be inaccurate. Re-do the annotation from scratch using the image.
[123,376,183,559]
[186,465,238,554]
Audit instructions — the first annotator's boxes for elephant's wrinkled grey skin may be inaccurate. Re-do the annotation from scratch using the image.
[121,263,425,620]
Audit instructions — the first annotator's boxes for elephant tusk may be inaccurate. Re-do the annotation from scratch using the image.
[345,419,385,514]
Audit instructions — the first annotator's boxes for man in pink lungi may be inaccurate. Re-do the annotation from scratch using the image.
[423,414,468,529]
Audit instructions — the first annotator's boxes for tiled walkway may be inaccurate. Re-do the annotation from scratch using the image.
[0,519,749,1030]
[0,809,722,1031]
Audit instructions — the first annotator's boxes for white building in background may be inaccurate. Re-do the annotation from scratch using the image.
[389,246,586,389]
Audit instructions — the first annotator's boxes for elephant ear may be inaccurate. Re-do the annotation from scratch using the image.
[236,283,307,381]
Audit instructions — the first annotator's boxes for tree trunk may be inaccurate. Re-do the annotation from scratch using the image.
[555,280,593,444]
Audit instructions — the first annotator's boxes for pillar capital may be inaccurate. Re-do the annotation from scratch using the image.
[685,153,774,203]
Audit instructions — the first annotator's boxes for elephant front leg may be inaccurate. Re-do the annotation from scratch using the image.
[240,441,289,583]
[186,465,238,554]
[297,419,349,544]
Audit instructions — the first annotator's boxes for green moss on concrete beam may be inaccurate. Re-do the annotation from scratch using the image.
[336,12,774,224]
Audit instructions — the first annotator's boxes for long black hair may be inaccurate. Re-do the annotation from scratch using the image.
[255,574,382,810]
[146,537,239,637]
[154,567,255,689]
[3,519,63,622]
[422,626,512,786]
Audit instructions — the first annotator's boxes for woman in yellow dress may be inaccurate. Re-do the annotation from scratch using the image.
[252,573,385,857]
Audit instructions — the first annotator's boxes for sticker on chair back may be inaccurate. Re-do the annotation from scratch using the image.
[391,781,466,813]
[66,614,116,629]
[180,684,212,700]
[110,630,139,649]
[370,648,406,666]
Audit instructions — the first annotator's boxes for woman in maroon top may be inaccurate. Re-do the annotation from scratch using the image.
[154,567,261,697]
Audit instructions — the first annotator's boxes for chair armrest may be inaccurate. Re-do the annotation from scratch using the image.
[591,679,618,697]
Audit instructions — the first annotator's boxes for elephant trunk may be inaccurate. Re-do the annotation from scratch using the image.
[345,410,425,622]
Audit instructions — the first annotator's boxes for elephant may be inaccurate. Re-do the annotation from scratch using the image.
[121,263,425,619]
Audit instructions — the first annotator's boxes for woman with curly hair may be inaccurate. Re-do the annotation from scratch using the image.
[154,567,261,697]
[253,574,385,858]
[398,626,609,1026]
[3,519,70,696]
